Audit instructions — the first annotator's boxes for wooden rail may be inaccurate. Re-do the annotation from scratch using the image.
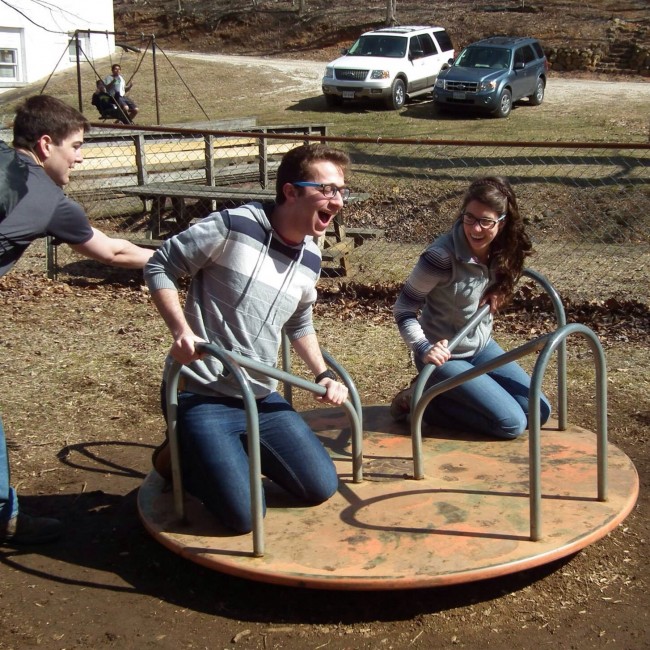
[66,123,330,194]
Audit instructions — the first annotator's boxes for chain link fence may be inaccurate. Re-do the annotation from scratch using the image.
[58,124,650,304]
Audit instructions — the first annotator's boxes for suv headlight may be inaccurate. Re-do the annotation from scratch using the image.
[435,78,445,89]
[370,70,390,80]
[324,67,334,79]
[478,80,497,92]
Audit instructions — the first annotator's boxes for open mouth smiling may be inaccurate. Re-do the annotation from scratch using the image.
[318,210,333,225]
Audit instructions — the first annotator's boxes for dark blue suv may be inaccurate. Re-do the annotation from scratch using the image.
[433,36,548,118]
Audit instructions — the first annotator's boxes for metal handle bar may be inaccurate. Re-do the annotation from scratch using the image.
[164,341,363,558]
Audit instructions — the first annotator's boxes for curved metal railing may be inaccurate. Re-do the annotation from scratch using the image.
[410,269,567,479]
[407,270,607,541]
[164,341,363,557]
[280,330,363,433]
[521,268,568,428]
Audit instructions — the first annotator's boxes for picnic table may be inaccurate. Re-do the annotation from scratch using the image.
[121,182,378,276]
[121,182,276,237]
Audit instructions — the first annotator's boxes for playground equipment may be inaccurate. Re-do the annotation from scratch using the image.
[138,271,639,590]
[40,29,210,126]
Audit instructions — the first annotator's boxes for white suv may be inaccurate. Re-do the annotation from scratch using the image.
[322,26,454,110]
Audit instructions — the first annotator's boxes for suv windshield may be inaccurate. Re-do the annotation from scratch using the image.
[454,46,511,70]
[348,35,407,58]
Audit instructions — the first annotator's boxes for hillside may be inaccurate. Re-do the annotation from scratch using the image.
[114,0,650,66]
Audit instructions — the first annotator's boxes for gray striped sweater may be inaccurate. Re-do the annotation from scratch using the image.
[144,202,321,397]
[393,219,495,362]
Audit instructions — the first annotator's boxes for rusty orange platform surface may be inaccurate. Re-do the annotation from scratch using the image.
[137,405,639,590]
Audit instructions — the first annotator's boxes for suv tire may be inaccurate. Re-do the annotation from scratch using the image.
[528,78,545,106]
[494,89,512,118]
[385,79,406,110]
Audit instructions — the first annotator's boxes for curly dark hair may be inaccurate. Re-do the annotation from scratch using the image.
[460,176,532,301]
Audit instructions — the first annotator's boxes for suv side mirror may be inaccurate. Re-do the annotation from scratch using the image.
[514,61,525,70]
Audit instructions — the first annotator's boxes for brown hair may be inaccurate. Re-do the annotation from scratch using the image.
[275,143,350,204]
[460,176,532,300]
[12,95,89,152]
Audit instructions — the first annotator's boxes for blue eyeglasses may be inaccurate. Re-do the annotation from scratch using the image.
[292,181,351,201]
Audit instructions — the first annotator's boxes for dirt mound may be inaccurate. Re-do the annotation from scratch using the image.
[114,0,650,61]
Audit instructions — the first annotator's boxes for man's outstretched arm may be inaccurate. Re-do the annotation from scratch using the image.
[70,228,153,268]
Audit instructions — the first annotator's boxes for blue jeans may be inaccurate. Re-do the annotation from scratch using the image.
[417,339,551,439]
[168,390,338,534]
[0,415,19,524]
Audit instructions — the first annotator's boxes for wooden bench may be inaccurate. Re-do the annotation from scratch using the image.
[320,210,381,277]
[120,183,278,238]
[121,182,376,276]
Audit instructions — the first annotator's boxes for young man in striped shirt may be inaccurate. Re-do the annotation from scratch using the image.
[145,143,351,533]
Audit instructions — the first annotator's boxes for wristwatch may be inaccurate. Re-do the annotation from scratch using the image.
[315,369,337,383]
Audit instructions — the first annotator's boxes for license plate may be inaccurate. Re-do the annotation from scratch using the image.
[342,91,355,99]
[453,91,466,100]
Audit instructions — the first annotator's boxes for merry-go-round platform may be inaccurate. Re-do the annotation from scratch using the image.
[137,404,639,591]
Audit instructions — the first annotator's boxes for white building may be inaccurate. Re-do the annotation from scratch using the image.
[0,0,114,91]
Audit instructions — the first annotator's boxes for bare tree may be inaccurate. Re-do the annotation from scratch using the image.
[385,0,397,26]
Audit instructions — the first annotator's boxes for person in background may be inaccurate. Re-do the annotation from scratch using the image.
[145,143,351,534]
[391,176,551,439]
[103,63,138,122]
[0,95,154,545]
[91,79,130,124]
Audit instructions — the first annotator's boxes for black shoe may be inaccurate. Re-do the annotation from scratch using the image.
[151,438,172,482]
[390,382,416,422]
[0,512,63,546]
[389,373,421,423]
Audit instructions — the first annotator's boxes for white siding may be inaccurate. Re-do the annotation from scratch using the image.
[0,0,114,88]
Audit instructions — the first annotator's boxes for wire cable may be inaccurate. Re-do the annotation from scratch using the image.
[155,42,211,120]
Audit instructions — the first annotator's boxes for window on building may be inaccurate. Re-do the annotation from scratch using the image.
[68,32,90,62]
[0,49,18,80]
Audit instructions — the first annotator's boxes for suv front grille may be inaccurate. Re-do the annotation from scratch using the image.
[335,69,369,81]
[445,80,479,93]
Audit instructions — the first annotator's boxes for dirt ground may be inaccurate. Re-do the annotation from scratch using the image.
[1,2,649,649]
[0,250,647,650]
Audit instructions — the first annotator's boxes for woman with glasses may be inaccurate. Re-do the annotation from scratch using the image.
[391,176,551,439]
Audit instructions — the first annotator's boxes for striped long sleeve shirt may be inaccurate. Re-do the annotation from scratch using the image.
[144,202,322,397]
[393,220,495,362]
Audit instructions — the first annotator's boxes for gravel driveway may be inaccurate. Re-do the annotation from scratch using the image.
[169,51,650,104]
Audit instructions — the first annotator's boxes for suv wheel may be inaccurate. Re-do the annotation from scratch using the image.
[324,94,343,108]
[528,78,545,106]
[494,89,512,118]
[385,79,406,110]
